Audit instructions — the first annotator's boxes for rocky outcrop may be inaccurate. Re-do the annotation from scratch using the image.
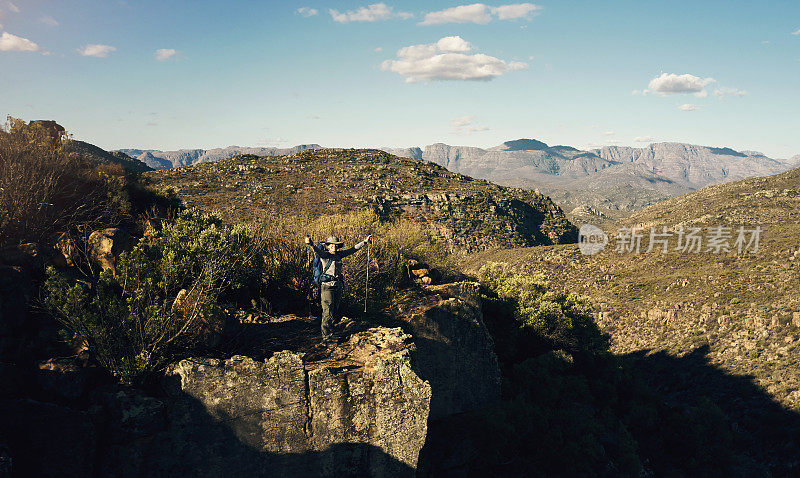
[88,228,134,274]
[364,190,577,252]
[0,280,499,477]
[89,281,501,477]
[393,282,501,420]
[95,328,430,477]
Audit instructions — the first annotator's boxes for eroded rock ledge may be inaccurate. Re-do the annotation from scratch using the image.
[162,328,430,477]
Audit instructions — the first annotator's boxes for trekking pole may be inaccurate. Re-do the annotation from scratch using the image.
[306,238,312,319]
[364,239,371,313]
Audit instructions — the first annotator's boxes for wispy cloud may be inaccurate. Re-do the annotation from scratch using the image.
[256,137,288,146]
[714,87,747,98]
[491,3,541,20]
[381,35,527,82]
[7,2,18,13]
[373,46,383,52]
[296,7,318,17]
[634,136,656,142]
[40,16,59,27]
[419,3,541,25]
[329,3,412,23]
[0,31,43,52]
[603,131,615,136]
[451,115,490,134]
[644,73,715,97]
[155,48,177,61]
[792,28,800,35]
[678,103,700,111]
[78,44,116,58]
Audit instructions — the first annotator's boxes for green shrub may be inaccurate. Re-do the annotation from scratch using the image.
[43,208,263,384]
[478,261,609,355]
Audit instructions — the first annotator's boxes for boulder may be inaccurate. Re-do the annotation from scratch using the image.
[88,228,134,274]
[52,232,78,268]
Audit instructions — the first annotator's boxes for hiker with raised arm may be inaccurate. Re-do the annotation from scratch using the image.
[304,234,372,343]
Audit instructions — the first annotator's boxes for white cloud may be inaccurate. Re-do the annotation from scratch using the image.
[296,7,318,17]
[792,28,800,35]
[634,136,655,142]
[435,35,472,52]
[0,32,42,52]
[420,3,492,25]
[714,87,747,98]
[155,48,177,61]
[644,73,715,96]
[603,131,615,136]
[491,3,542,20]
[373,46,383,52]
[381,35,528,82]
[451,115,490,134]
[329,3,411,23]
[40,16,59,27]
[78,44,116,57]
[420,3,541,25]
[7,2,18,13]
[678,104,700,111]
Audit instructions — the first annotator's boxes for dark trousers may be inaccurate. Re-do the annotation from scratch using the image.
[320,282,342,339]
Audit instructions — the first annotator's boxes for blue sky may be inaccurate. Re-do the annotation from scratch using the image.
[1,0,799,158]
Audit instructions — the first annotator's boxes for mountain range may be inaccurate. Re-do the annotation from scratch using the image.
[382,140,796,213]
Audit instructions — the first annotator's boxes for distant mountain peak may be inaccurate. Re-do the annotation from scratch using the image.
[491,138,549,151]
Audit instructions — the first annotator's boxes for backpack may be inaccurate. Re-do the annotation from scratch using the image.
[311,254,335,285]
[311,253,323,285]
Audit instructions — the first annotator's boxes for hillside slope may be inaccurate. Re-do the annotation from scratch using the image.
[64,140,153,173]
[463,165,800,409]
[143,148,577,252]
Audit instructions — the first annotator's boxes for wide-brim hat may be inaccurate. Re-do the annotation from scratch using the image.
[323,236,344,245]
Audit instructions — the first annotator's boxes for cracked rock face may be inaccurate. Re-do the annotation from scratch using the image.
[393,282,502,420]
[150,327,431,477]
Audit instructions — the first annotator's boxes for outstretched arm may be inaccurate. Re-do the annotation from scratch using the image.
[338,235,372,258]
[304,236,323,254]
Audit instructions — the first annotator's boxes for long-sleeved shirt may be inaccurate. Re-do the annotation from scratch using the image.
[307,239,368,285]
